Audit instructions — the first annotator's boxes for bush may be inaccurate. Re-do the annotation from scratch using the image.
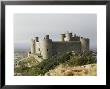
[14,67,29,74]
[67,51,96,66]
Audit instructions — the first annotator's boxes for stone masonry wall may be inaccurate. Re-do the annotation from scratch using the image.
[52,41,81,56]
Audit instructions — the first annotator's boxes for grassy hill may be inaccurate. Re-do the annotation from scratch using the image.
[14,51,96,76]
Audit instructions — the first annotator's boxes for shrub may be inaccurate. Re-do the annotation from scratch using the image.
[67,51,96,66]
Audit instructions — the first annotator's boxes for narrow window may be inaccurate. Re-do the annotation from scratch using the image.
[47,49,48,51]
[38,48,40,51]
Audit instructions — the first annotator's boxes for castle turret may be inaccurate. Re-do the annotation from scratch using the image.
[80,37,89,52]
[40,35,52,59]
[31,38,36,54]
[65,32,72,41]
[60,34,65,42]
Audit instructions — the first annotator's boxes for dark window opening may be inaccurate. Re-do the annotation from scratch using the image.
[47,49,48,51]
[38,48,40,51]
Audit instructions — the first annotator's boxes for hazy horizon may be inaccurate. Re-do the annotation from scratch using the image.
[14,14,97,50]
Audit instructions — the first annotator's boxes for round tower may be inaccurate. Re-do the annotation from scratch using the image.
[80,37,89,52]
[35,37,41,55]
[40,35,52,59]
[60,34,65,42]
[65,32,72,41]
[31,38,36,54]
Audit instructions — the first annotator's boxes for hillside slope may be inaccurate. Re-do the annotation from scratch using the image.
[15,51,96,76]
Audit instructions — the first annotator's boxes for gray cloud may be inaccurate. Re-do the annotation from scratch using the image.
[14,14,97,49]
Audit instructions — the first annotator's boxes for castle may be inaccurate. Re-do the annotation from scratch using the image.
[28,32,89,61]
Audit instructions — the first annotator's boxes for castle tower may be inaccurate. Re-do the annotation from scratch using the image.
[40,35,52,59]
[31,38,36,54]
[60,34,65,42]
[65,32,72,41]
[34,37,41,55]
[80,37,89,52]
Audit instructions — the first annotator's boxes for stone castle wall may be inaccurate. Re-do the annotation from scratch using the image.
[29,33,89,60]
[52,41,81,56]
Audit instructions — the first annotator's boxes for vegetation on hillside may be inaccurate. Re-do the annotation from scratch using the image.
[14,51,96,76]
[45,64,97,76]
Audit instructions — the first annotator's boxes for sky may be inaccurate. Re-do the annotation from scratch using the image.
[14,14,97,50]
